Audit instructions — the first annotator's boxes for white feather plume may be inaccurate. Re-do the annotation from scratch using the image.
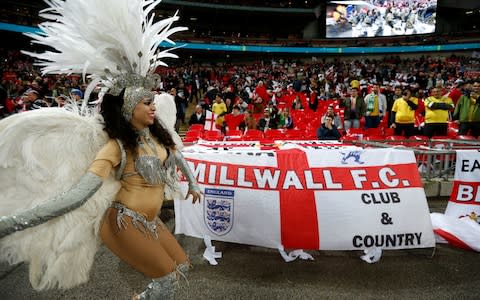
[23,0,187,82]
[0,108,119,290]
[154,92,183,149]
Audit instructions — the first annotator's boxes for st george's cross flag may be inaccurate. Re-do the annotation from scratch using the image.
[204,110,219,131]
[175,145,435,250]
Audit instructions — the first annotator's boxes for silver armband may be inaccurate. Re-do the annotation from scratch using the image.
[0,172,103,239]
[173,151,201,193]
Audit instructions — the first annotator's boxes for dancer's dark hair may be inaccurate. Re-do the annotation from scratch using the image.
[100,90,175,153]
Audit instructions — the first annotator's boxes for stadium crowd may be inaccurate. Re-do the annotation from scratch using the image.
[1,49,479,139]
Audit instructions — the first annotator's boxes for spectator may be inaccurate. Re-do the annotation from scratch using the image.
[265,101,279,121]
[224,97,233,113]
[423,87,454,138]
[271,87,286,107]
[53,95,67,107]
[364,83,387,129]
[342,87,365,131]
[20,88,48,111]
[235,97,249,113]
[170,88,183,132]
[253,96,265,114]
[257,109,277,132]
[254,80,270,103]
[211,93,228,129]
[70,88,83,103]
[390,89,418,138]
[224,105,244,131]
[321,105,343,130]
[223,86,235,105]
[188,105,206,126]
[176,82,190,111]
[387,85,402,126]
[448,79,464,105]
[452,80,480,137]
[307,82,319,112]
[240,110,257,131]
[350,78,360,90]
[278,108,294,129]
[317,115,341,140]
[205,85,218,106]
[291,95,304,110]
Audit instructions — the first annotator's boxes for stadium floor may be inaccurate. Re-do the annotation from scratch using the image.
[2,198,479,300]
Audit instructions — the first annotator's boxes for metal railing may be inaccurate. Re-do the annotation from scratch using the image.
[348,138,480,180]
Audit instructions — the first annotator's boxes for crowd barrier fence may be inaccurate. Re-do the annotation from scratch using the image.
[346,138,480,180]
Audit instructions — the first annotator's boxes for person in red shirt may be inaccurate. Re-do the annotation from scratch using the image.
[448,79,464,105]
[224,105,245,131]
[254,80,271,103]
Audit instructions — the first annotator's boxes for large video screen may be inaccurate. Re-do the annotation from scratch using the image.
[326,0,437,38]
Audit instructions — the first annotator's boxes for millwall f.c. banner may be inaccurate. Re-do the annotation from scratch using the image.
[175,143,435,250]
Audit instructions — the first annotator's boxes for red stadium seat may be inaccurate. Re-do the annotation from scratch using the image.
[285,129,304,140]
[264,129,285,140]
[225,129,243,141]
[189,124,204,132]
[456,135,476,140]
[203,130,224,141]
[448,121,459,129]
[242,129,264,141]
[341,134,362,142]
[453,135,477,149]
[408,135,430,147]
[346,128,364,135]
[430,136,452,150]
[384,127,394,137]
[447,126,458,138]
[183,130,203,142]
[364,127,383,137]
[385,135,405,146]
[365,135,385,141]
[305,128,318,140]
[344,128,364,141]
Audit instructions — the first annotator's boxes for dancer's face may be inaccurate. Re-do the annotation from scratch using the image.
[131,97,156,129]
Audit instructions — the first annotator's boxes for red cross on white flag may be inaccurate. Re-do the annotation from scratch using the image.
[204,110,219,131]
[175,146,435,251]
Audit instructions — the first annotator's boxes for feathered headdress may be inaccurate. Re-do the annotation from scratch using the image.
[23,0,187,117]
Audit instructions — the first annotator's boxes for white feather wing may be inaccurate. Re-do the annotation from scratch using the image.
[154,92,184,149]
[0,108,119,290]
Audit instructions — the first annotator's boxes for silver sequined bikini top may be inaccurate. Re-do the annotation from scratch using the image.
[114,129,178,187]
[134,154,177,186]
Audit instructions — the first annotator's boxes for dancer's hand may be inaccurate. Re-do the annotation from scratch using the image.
[186,184,203,204]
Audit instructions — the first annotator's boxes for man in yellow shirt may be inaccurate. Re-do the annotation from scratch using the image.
[423,87,454,138]
[211,93,228,129]
[390,88,418,137]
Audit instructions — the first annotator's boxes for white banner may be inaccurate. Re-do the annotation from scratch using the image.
[175,145,435,250]
[445,150,480,218]
[431,150,480,251]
